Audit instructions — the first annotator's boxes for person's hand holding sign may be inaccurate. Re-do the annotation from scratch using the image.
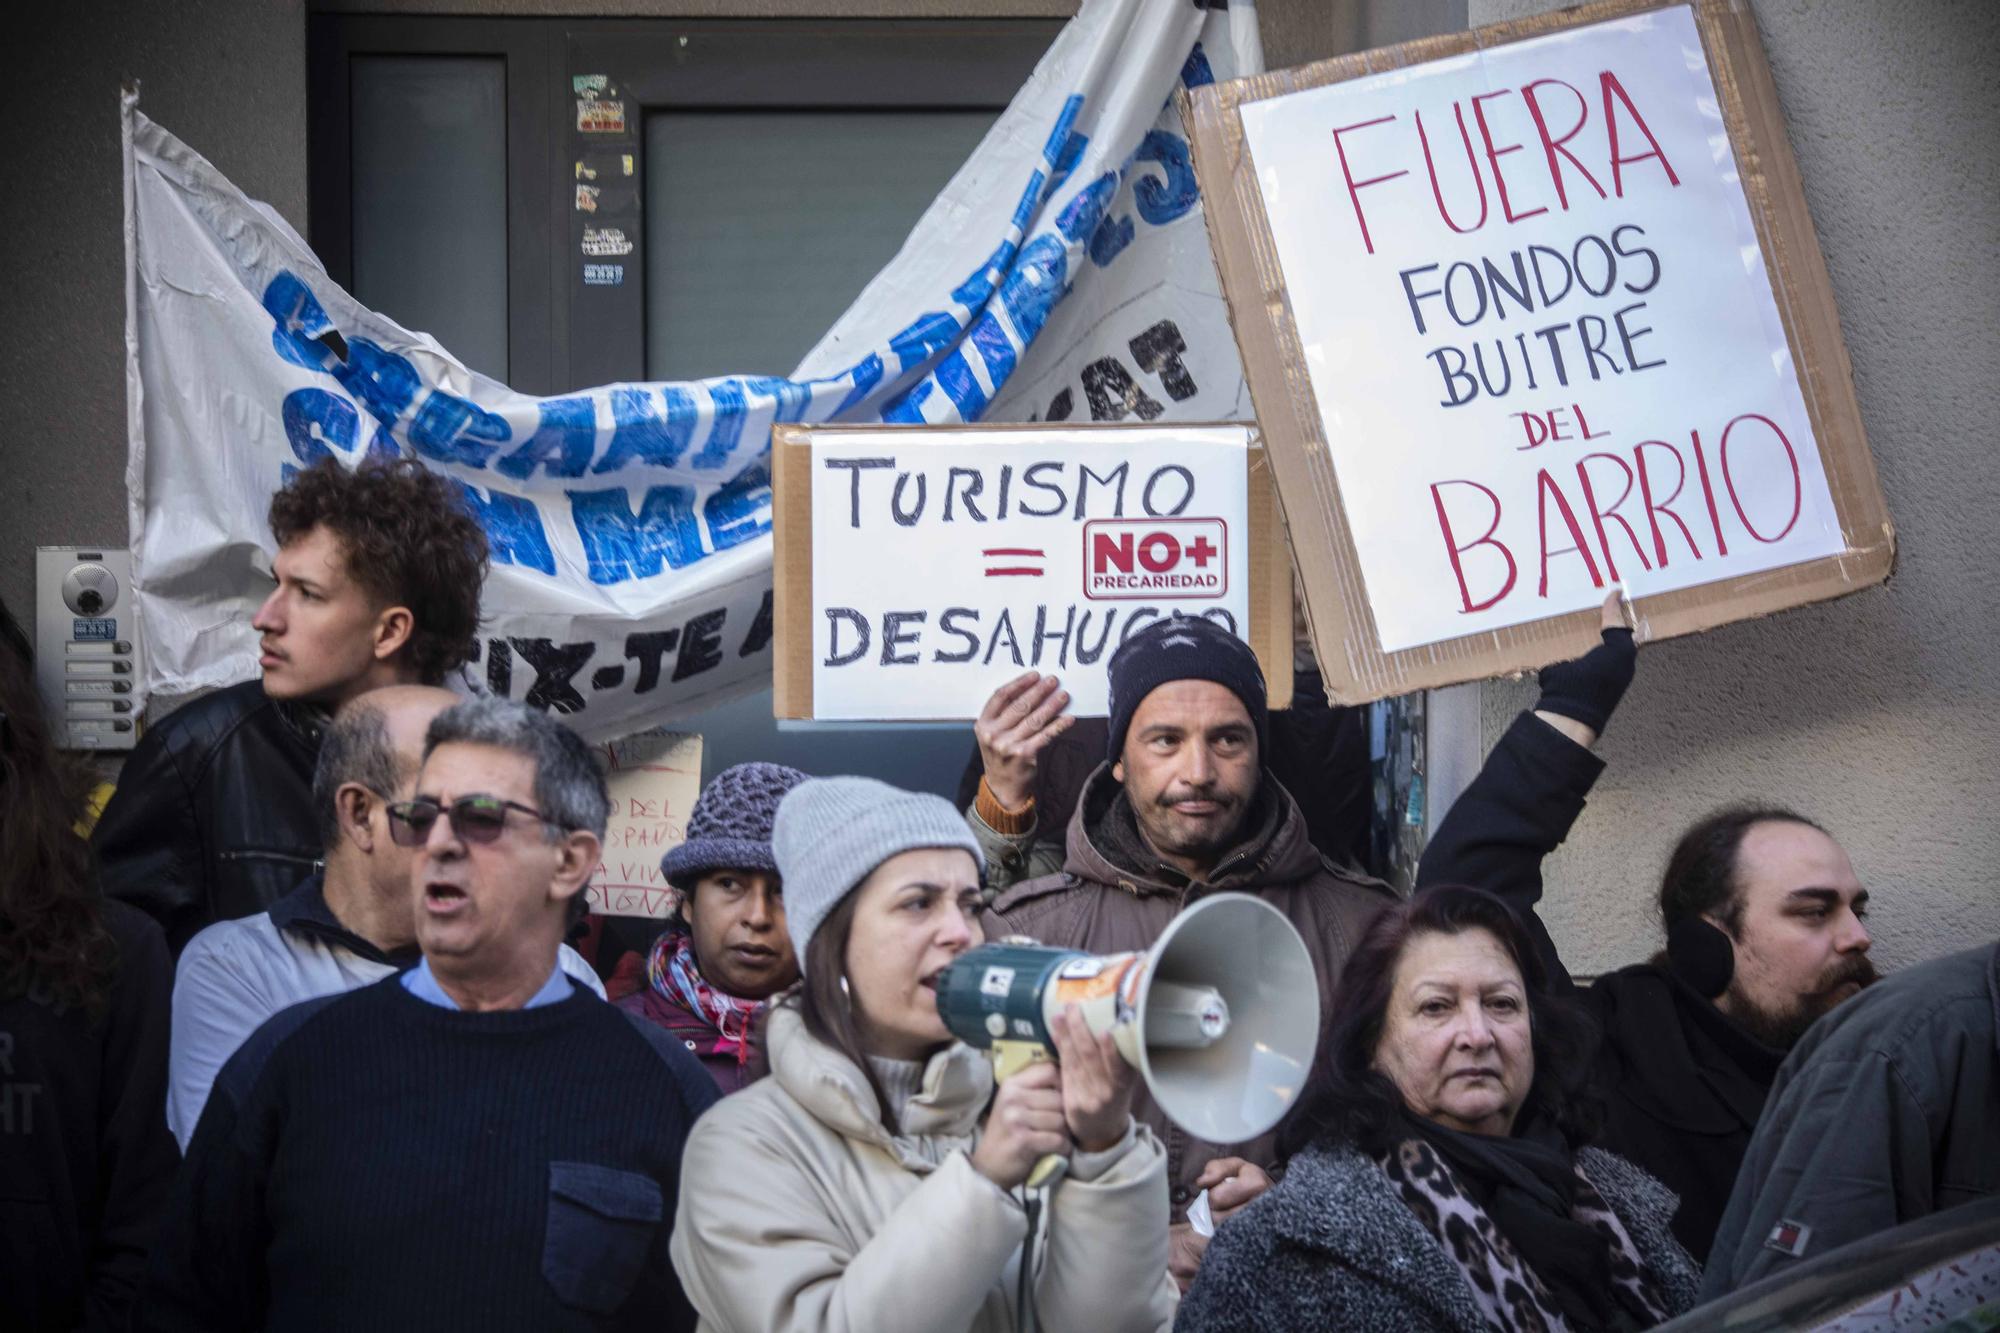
[974,672,1074,814]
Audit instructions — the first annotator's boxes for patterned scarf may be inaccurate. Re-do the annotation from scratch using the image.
[1379,1134,1674,1333]
[646,929,763,1063]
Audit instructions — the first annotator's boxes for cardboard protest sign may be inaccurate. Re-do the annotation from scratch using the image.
[1187,0,1892,701]
[588,729,702,918]
[771,423,1292,720]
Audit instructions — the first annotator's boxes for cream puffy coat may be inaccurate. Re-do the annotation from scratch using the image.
[670,1006,1178,1332]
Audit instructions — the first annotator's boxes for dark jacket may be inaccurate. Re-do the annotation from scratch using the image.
[1701,941,2000,1297]
[986,763,1396,1216]
[0,900,180,1333]
[1175,1141,1701,1331]
[614,985,763,1096]
[1417,710,1782,1260]
[93,680,323,953]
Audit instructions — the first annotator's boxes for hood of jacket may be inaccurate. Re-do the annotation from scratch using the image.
[1060,761,1327,899]
[763,1005,995,1173]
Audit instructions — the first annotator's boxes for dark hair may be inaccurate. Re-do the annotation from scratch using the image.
[310,697,399,852]
[1282,886,1601,1158]
[1660,804,1828,937]
[0,600,118,1019]
[786,890,900,1139]
[268,458,489,684]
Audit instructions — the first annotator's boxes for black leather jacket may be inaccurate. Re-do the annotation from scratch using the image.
[93,679,325,954]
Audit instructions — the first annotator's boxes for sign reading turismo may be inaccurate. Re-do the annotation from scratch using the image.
[1188,0,1892,700]
[770,423,1292,720]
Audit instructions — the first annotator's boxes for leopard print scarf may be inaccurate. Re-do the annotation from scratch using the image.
[1379,1138,1676,1332]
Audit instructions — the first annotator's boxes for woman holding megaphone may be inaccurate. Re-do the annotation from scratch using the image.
[670,776,1178,1333]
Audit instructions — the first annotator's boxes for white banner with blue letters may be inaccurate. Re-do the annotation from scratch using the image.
[123,0,1261,740]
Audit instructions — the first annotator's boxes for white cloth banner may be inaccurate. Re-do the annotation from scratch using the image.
[123,0,1261,740]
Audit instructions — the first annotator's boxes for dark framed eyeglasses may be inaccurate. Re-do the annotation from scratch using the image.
[386,795,560,847]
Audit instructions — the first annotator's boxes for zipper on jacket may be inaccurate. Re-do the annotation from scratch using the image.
[218,849,323,871]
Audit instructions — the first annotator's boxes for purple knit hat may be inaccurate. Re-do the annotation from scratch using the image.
[660,762,811,889]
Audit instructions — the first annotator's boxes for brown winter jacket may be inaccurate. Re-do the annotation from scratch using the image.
[983,762,1396,1218]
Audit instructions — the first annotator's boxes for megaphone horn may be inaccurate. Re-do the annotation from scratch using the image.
[936,893,1321,1147]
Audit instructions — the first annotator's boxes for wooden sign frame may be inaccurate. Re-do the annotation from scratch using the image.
[771,421,1294,720]
[1184,0,1893,703]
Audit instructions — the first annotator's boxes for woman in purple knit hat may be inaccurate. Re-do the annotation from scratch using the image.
[617,761,810,1093]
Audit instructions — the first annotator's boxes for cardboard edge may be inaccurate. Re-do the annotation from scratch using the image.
[770,422,815,720]
[1187,0,1895,707]
[1247,437,1295,710]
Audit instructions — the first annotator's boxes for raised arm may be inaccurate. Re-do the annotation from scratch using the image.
[967,672,1074,895]
[1417,596,1636,992]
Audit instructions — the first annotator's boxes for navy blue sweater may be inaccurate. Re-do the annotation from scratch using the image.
[141,973,719,1332]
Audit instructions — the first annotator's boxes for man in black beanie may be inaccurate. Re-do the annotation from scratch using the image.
[983,612,1395,1291]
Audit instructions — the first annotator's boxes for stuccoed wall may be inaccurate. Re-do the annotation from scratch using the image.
[1464,0,2000,974]
[1,2,311,626]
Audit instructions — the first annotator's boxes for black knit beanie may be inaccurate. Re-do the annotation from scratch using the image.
[1105,614,1269,762]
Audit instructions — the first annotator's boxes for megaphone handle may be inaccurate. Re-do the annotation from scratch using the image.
[989,1039,1046,1082]
[990,1040,1069,1193]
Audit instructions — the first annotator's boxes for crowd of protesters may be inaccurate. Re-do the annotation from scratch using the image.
[1,455,1992,1332]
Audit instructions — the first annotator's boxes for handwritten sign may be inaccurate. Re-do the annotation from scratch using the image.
[1189,0,1891,698]
[588,729,702,918]
[772,423,1294,720]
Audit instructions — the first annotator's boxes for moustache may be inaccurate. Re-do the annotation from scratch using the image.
[1817,953,1879,995]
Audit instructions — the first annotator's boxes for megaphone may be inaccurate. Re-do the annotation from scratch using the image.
[936,892,1320,1159]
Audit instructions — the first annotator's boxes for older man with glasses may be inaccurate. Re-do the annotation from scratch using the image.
[142,699,717,1333]
[165,685,603,1149]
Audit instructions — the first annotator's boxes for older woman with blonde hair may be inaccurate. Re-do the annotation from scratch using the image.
[1178,886,1701,1332]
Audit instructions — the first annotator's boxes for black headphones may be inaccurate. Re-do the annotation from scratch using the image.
[1665,917,1735,999]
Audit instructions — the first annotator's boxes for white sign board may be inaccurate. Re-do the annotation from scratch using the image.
[588,729,702,918]
[1234,5,1844,652]
[802,425,1254,720]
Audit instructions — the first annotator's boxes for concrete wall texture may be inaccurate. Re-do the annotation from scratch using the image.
[2,2,309,624]
[4,2,1993,976]
[1468,0,2000,975]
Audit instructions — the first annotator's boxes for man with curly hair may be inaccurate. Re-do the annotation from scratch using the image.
[94,458,489,953]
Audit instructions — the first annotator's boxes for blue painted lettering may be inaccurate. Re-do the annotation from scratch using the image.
[498,397,596,480]
[261,272,339,372]
[598,386,697,473]
[454,481,557,575]
[281,388,356,464]
[692,381,747,471]
[570,485,704,584]
[408,390,510,468]
[703,462,772,552]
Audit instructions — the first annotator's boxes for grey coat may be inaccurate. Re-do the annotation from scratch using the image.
[1701,941,2000,1298]
[1175,1142,1703,1332]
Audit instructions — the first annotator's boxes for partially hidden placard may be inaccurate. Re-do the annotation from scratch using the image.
[1186,0,1892,700]
[773,422,1293,721]
[588,729,702,919]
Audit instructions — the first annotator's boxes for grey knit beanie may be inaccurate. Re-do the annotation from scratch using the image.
[659,761,810,890]
[772,776,985,975]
